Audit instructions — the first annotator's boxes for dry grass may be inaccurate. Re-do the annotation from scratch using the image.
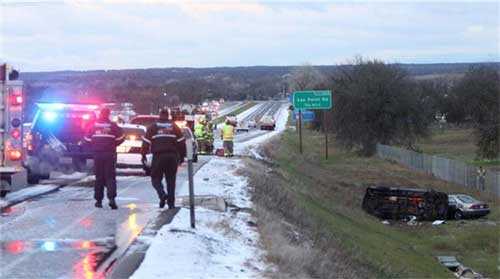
[254,128,499,278]
[243,158,370,279]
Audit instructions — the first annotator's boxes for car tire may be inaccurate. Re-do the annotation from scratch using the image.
[454,210,464,220]
[0,190,8,198]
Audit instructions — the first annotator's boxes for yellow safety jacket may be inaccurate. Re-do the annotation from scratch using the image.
[194,123,205,139]
[222,123,234,141]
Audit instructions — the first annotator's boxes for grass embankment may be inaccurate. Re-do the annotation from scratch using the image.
[417,128,500,168]
[212,102,256,124]
[258,128,499,278]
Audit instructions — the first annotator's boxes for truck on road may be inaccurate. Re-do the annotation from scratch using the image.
[0,64,28,197]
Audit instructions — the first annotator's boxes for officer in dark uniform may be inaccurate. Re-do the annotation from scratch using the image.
[84,108,124,209]
[141,108,186,209]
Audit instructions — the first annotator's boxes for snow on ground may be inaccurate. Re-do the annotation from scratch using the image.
[50,171,88,180]
[236,103,289,156]
[0,185,59,208]
[235,102,263,121]
[218,102,243,116]
[131,157,267,279]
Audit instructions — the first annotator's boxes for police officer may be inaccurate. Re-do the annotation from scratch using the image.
[141,109,186,209]
[84,108,124,209]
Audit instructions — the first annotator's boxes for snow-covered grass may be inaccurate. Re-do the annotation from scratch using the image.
[131,157,267,279]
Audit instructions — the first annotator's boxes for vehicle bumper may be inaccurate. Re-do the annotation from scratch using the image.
[463,209,490,218]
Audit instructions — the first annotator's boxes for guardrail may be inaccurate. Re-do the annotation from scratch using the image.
[376,144,500,197]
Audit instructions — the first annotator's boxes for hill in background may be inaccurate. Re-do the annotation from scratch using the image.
[20,62,499,114]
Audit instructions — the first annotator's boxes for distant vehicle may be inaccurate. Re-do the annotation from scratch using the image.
[25,103,99,183]
[362,186,449,221]
[248,120,257,128]
[236,121,249,132]
[259,116,276,130]
[448,194,490,220]
[0,65,28,196]
[117,124,146,154]
[130,115,159,128]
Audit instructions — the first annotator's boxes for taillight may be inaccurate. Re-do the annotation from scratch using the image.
[11,129,21,139]
[8,149,22,160]
[9,87,23,106]
[82,114,91,121]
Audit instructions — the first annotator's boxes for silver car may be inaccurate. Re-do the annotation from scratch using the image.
[448,194,490,220]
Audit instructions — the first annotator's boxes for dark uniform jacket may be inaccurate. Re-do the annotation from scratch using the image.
[141,121,186,159]
[84,119,125,153]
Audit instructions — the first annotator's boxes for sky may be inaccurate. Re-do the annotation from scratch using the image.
[0,0,498,72]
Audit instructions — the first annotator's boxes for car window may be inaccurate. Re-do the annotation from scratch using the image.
[456,195,477,204]
[131,117,158,127]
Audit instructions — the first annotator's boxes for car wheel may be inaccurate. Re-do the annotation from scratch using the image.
[0,190,8,198]
[454,210,464,220]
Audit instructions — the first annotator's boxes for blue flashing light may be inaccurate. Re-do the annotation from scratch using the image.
[43,111,58,122]
[41,241,56,252]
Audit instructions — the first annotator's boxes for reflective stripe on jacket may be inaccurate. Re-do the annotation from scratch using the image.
[84,120,124,153]
[142,121,186,159]
[222,123,234,141]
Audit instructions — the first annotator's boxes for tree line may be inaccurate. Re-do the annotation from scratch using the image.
[290,59,499,159]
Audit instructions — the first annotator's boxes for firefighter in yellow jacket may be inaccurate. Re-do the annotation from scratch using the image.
[221,119,235,157]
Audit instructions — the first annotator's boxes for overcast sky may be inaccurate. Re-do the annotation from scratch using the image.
[0,0,498,72]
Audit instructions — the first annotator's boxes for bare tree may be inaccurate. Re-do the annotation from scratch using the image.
[288,63,324,91]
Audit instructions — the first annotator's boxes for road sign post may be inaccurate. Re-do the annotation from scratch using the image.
[186,135,195,228]
[298,110,302,154]
[293,90,332,158]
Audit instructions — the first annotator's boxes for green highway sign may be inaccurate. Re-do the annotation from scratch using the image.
[293,90,332,110]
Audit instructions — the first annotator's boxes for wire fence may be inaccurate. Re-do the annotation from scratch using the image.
[376,144,500,197]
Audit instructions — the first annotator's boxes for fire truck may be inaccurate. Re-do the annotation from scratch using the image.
[0,64,27,197]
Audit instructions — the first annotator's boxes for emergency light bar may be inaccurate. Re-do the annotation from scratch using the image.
[36,103,100,111]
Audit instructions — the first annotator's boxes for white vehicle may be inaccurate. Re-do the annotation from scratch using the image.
[0,64,27,197]
[236,121,250,132]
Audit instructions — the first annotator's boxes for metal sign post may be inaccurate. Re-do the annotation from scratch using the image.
[323,111,328,160]
[185,135,195,228]
[298,110,303,154]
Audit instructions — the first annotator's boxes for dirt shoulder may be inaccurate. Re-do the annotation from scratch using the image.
[244,128,499,278]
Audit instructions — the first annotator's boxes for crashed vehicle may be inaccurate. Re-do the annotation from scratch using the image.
[362,186,449,221]
[448,194,490,220]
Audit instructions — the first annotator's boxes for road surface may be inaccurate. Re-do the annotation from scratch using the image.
[0,101,287,279]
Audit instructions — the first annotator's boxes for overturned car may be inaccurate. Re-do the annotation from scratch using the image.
[362,186,449,221]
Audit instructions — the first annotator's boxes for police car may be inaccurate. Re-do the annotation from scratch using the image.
[25,103,98,183]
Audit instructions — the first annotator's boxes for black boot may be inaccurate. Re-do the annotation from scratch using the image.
[159,195,166,209]
[95,200,103,208]
[109,200,118,210]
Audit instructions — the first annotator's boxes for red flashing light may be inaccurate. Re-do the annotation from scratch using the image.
[6,240,25,254]
[82,114,91,121]
[11,129,21,139]
[8,149,22,160]
[10,89,23,106]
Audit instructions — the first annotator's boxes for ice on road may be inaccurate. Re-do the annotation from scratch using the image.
[131,157,267,279]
